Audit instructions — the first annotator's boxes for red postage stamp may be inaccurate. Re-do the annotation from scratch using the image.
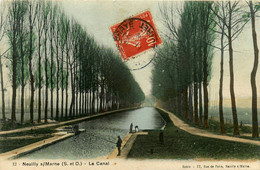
[111,10,162,60]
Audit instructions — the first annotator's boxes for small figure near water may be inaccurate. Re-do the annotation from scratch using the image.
[116,136,122,156]
[135,125,139,132]
[130,123,133,133]
[159,131,164,145]
[73,124,79,133]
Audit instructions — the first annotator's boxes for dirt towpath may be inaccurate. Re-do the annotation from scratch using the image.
[156,107,260,146]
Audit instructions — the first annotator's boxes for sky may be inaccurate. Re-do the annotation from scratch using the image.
[60,0,260,103]
[0,0,259,103]
[61,0,163,96]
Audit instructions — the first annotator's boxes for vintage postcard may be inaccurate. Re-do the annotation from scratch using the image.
[0,0,259,169]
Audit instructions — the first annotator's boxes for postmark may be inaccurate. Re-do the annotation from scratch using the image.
[111,10,162,70]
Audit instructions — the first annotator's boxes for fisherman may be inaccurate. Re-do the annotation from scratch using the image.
[129,123,133,133]
[116,136,122,156]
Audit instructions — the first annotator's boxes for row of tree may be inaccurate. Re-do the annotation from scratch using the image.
[0,0,144,125]
[152,1,259,137]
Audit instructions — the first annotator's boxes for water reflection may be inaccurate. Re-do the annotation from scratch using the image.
[22,107,165,159]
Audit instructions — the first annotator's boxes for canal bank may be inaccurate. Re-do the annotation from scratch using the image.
[10,107,165,160]
[107,131,148,159]
[0,107,141,135]
[128,108,260,160]
[0,107,141,160]
[0,133,74,160]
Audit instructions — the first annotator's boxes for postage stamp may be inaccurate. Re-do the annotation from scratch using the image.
[111,10,162,62]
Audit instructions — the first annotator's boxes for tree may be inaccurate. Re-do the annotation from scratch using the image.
[211,2,228,134]
[7,0,28,124]
[28,0,37,124]
[35,0,45,123]
[199,2,215,128]
[43,1,50,123]
[248,1,259,138]
[48,2,57,120]
[0,1,6,122]
[53,5,60,120]
[17,2,29,124]
[59,13,69,119]
[155,1,215,129]
[215,1,248,135]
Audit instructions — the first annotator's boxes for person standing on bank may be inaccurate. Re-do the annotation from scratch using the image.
[130,123,133,133]
[116,136,122,156]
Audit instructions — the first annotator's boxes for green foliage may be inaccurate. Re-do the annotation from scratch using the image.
[255,3,260,11]
[44,59,56,88]
[5,0,144,122]
[59,69,67,90]
[152,1,215,101]
[35,59,44,88]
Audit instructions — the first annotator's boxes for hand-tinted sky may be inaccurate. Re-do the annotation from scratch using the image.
[61,0,259,102]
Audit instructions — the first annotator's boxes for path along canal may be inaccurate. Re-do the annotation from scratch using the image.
[21,107,165,159]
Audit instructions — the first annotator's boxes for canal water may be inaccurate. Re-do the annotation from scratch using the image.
[21,107,165,159]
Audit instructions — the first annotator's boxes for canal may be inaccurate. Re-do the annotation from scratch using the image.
[21,107,165,159]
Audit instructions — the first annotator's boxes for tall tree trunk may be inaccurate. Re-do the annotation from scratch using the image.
[85,90,87,114]
[92,87,95,113]
[219,25,225,134]
[228,37,239,135]
[61,50,64,119]
[81,91,84,115]
[193,21,199,125]
[69,66,74,117]
[194,82,199,125]
[74,62,77,117]
[21,85,25,124]
[184,86,188,120]
[199,82,203,125]
[28,4,34,124]
[65,50,69,118]
[203,45,209,128]
[50,30,54,120]
[11,28,17,124]
[79,89,82,115]
[29,60,34,123]
[89,91,91,113]
[55,34,59,120]
[188,84,193,122]
[99,81,103,112]
[228,9,239,135]
[79,70,82,115]
[44,31,48,124]
[249,1,259,138]
[37,32,42,123]
[76,65,79,116]
[0,55,5,122]
[55,57,59,120]
[83,75,86,114]
[50,50,53,120]
[96,83,99,113]
[20,35,25,124]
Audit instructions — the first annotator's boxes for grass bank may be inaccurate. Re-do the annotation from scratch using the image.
[0,136,52,153]
[0,127,56,137]
[128,109,260,160]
